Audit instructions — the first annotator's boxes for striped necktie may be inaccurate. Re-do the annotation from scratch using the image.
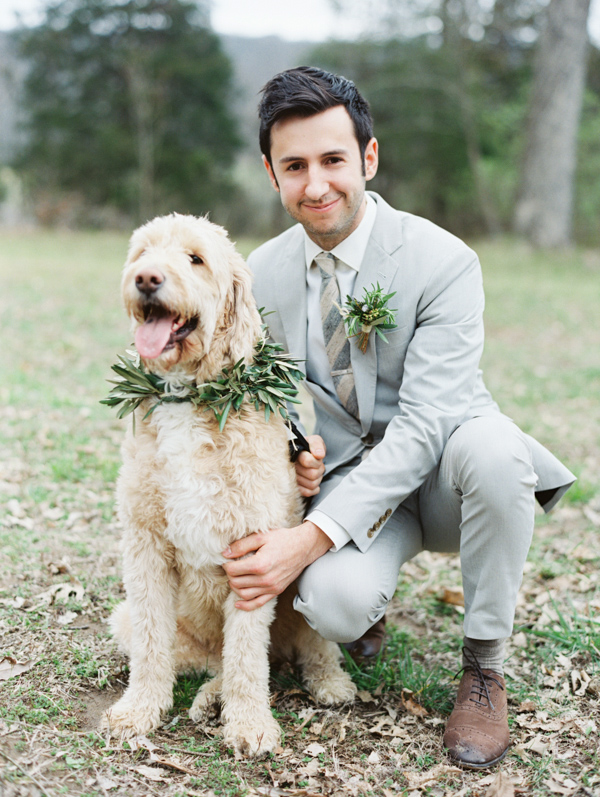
[315,251,359,418]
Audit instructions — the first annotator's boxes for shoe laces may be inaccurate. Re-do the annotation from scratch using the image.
[454,646,504,711]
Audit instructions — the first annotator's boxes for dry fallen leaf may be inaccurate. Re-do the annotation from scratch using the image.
[440,586,465,606]
[298,759,320,777]
[367,750,380,764]
[401,689,428,717]
[34,578,85,606]
[304,742,326,757]
[570,668,591,696]
[523,734,550,756]
[46,558,71,574]
[544,772,579,795]
[484,771,515,797]
[149,753,198,776]
[133,765,170,782]
[402,763,462,789]
[57,610,78,625]
[0,656,37,681]
[130,735,160,752]
[356,690,376,703]
[95,775,119,790]
[517,700,537,712]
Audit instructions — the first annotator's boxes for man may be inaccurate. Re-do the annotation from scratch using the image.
[222,66,575,769]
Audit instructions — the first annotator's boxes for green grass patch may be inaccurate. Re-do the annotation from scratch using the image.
[342,626,455,716]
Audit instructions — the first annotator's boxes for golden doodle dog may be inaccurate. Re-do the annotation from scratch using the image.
[102,214,356,756]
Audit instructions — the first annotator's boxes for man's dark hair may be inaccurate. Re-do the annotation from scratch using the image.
[258,66,374,169]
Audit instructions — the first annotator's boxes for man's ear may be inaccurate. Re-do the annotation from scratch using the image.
[262,155,280,192]
[364,138,379,182]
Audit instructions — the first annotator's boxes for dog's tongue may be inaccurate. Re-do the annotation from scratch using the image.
[135,314,176,359]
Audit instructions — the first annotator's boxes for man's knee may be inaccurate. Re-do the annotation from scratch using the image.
[447,418,537,494]
[294,557,390,643]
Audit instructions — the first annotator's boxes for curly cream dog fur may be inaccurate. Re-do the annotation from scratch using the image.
[102,214,355,756]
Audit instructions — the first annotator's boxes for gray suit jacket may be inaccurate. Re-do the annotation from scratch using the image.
[249,192,575,552]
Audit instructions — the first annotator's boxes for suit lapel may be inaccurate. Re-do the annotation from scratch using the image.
[274,228,307,371]
[352,193,403,433]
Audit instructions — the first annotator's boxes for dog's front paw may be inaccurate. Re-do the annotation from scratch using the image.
[223,712,281,758]
[190,676,222,722]
[100,695,165,738]
[309,671,357,706]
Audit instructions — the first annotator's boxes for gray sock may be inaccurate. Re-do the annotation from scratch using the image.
[462,637,506,675]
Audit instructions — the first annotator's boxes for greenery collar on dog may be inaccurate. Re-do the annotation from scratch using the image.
[101,328,304,432]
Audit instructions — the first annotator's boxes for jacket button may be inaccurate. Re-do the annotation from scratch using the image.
[362,433,374,446]
[385,508,392,518]
[373,521,381,531]
[367,529,374,538]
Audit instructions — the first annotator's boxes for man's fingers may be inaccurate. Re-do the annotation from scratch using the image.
[299,484,320,497]
[234,593,276,612]
[307,434,326,459]
[229,584,269,599]
[297,474,322,490]
[296,464,324,480]
[222,531,265,559]
[297,450,322,469]
[223,557,267,578]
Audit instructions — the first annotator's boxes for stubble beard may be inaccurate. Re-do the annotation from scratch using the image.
[291,191,366,250]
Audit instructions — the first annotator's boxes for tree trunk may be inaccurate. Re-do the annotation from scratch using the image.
[513,0,592,248]
[125,61,155,224]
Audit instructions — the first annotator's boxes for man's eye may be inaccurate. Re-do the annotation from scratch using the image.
[287,163,303,171]
[190,254,204,265]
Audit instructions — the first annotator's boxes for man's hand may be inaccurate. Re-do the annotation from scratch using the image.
[295,434,326,497]
[222,520,332,611]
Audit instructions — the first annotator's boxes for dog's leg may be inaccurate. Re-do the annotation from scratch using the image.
[189,666,223,721]
[294,622,357,706]
[101,537,178,737]
[220,592,280,757]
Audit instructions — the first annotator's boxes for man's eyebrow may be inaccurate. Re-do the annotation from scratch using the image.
[278,149,349,164]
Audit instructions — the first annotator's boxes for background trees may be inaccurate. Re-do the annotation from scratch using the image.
[4,0,600,246]
[13,0,240,224]
[514,0,593,247]
[312,0,597,246]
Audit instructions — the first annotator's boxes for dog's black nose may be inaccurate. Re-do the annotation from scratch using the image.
[135,268,165,296]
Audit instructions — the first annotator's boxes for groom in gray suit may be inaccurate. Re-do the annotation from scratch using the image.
[222,66,574,768]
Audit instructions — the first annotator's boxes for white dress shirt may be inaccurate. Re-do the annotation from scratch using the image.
[303,194,377,551]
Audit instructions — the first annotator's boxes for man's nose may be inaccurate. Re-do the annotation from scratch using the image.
[304,166,329,200]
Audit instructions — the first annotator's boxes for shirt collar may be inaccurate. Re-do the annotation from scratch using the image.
[304,193,377,272]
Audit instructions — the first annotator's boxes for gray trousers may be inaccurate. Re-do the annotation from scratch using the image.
[295,416,538,642]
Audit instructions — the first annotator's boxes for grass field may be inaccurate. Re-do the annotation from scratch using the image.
[0,229,599,796]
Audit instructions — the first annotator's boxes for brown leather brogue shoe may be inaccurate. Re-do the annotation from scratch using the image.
[343,615,386,660]
[443,649,509,769]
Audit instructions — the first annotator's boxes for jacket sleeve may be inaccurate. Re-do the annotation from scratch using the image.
[314,245,485,552]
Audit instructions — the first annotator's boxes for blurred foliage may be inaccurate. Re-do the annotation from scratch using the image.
[12,0,241,225]
[6,0,600,244]
[575,46,600,245]
[310,0,600,243]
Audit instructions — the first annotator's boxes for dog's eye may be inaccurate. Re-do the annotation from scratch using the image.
[190,254,204,265]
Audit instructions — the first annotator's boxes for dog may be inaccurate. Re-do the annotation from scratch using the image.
[102,214,356,756]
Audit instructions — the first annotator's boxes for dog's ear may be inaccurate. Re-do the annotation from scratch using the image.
[221,251,261,363]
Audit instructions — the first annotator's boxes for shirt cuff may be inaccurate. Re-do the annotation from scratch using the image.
[306,510,352,552]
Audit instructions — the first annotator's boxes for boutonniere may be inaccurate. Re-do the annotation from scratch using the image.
[100,326,304,433]
[338,283,397,353]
